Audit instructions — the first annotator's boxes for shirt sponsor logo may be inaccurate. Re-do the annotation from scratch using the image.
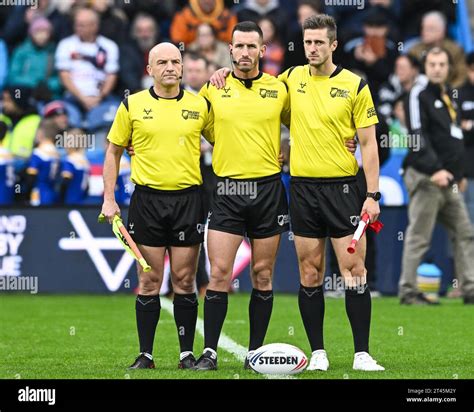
[222,86,231,97]
[367,107,377,118]
[143,108,153,119]
[330,87,349,98]
[297,82,306,93]
[181,109,200,120]
[259,88,278,98]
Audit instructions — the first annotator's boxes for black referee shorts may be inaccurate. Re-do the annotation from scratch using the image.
[290,176,364,239]
[127,184,205,247]
[208,173,289,238]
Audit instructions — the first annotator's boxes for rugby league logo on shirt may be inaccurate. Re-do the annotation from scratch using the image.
[330,87,349,98]
[259,88,278,98]
[181,109,200,120]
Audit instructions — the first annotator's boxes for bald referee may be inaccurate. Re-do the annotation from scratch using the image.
[101,42,213,369]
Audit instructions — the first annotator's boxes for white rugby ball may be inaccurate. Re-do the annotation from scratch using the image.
[249,343,308,375]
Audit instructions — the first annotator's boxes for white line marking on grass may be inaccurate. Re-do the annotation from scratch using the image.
[161,298,296,379]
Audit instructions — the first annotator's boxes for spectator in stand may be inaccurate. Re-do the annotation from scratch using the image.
[170,0,237,46]
[183,52,210,94]
[258,17,284,77]
[458,52,474,227]
[189,23,231,69]
[55,7,120,132]
[42,101,70,133]
[1,86,41,163]
[89,0,130,45]
[2,0,72,48]
[24,119,60,206]
[400,0,456,40]
[236,0,288,42]
[283,0,322,70]
[7,17,62,101]
[0,119,15,205]
[344,10,398,97]
[408,11,466,88]
[377,54,426,121]
[119,13,163,94]
[59,128,90,205]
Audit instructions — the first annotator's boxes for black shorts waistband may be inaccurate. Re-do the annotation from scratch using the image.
[215,172,281,184]
[291,176,357,184]
[135,184,201,195]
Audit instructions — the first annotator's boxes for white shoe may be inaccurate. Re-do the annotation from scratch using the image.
[353,352,385,371]
[306,349,329,371]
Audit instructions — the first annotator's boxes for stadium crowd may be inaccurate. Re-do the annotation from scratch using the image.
[0,0,472,211]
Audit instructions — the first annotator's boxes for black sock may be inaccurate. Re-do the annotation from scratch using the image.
[345,283,371,353]
[135,294,161,355]
[203,290,228,351]
[298,284,325,351]
[173,292,198,353]
[248,289,274,351]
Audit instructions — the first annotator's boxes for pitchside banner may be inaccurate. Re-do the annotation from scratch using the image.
[0,207,452,294]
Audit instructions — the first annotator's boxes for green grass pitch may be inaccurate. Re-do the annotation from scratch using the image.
[0,294,472,379]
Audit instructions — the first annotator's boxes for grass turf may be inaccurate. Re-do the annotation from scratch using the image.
[0,294,472,379]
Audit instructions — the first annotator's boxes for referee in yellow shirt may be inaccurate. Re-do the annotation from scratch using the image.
[278,15,384,371]
[193,21,291,371]
[101,42,213,370]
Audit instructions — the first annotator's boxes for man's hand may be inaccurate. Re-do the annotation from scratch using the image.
[101,199,121,224]
[361,198,380,223]
[345,138,357,155]
[210,67,231,89]
[459,177,468,193]
[126,142,135,156]
[431,169,453,188]
[81,96,101,111]
[278,151,284,167]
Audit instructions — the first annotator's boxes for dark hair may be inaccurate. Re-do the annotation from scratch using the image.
[397,54,421,70]
[298,0,323,13]
[466,51,474,66]
[424,46,452,66]
[302,14,337,43]
[232,21,263,43]
[184,51,209,68]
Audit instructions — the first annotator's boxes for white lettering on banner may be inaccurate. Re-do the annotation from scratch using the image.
[58,210,134,291]
[18,386,55,406]
[0,215,26,276]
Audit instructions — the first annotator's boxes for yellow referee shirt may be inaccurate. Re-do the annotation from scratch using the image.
[199,72,290,179]
[278,65,378,178]
[107,87,214,190]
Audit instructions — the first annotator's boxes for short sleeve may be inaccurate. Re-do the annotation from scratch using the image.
[107,100,131,147]
[353,80,379,129]
[61,160,74,178]
[26,154,40,174]
[55,38,72,71]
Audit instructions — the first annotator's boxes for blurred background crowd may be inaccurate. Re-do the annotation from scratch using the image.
[0,0,472,209]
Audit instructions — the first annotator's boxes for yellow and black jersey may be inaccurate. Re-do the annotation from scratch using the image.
[278,65,378,178]
[199,71,290,179]
[107,87,214,190]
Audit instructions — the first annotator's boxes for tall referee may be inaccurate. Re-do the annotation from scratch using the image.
[279,15,384,371]
[101,43,214,369]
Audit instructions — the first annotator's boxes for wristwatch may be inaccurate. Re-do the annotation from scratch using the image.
[366,191,382,201]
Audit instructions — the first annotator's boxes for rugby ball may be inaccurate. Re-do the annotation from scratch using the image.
[249,343,308,375]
